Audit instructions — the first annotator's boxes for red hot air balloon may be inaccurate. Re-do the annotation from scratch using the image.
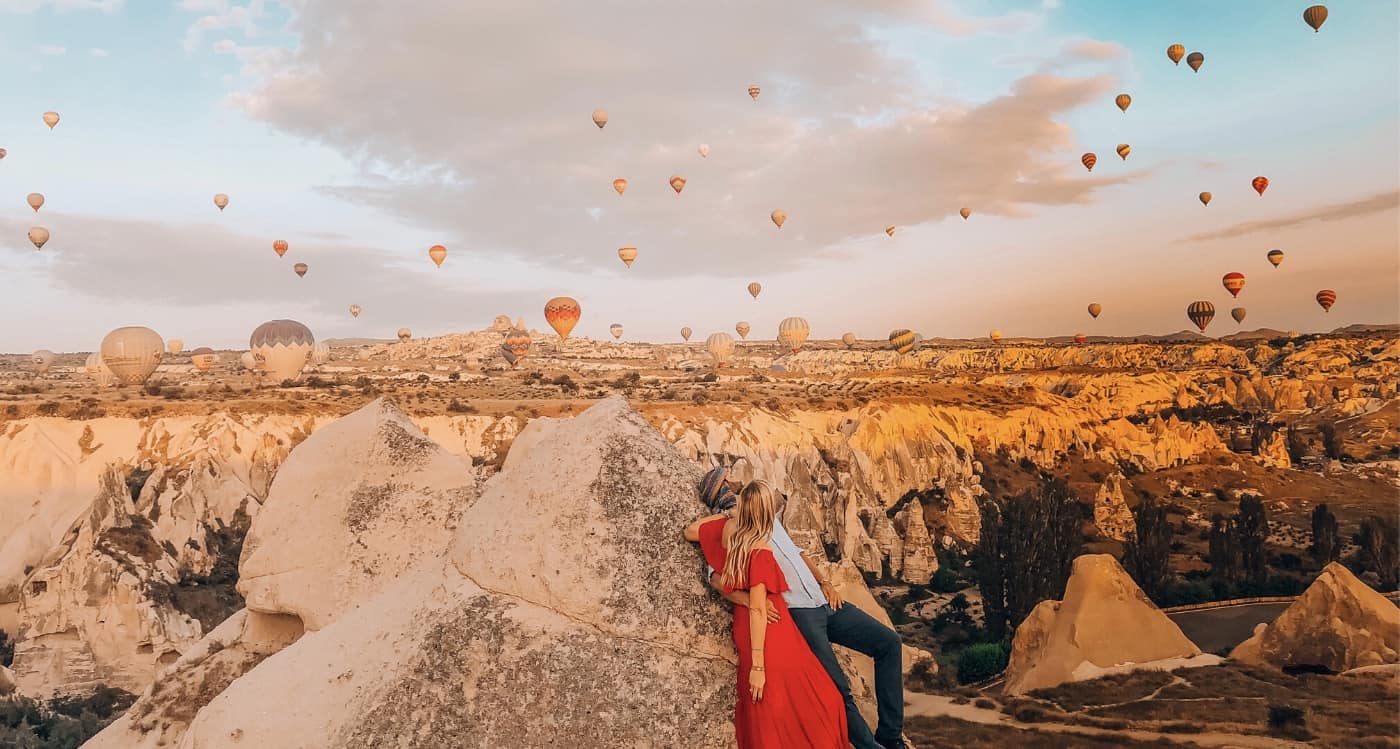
[1222,272,1246,297]
[1316,289,1336,312]
[544,296,582,339]
[1074,334,1087,345]
[273,240,288,257]
[1252,176,1269,196]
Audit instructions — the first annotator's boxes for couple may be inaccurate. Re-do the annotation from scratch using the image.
[683,468,906,749]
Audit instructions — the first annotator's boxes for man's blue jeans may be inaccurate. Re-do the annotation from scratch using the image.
[789,603,903,749]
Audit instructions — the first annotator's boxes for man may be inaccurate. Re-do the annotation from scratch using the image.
[699,467,906,749]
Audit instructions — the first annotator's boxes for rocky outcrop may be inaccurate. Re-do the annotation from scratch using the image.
[1004,554,1213,695]
[1231,562,1400,672]
[1092,473,1134,542]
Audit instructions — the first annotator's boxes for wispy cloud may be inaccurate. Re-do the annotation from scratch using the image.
[181,0,266,52]
[0,0,121,12]
[89,47,109,57]
[38,44,66,55]
[1177,190,1400,243]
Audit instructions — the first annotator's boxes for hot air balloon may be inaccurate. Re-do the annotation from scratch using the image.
[429,244,447,267]
[1267,249,1284,268]
[1074,334,1087,345]
[1252,176,1269,196]
[1088,303,1102,319]
[1303,5,1327,32]
[698,144,710,158]
[42,111,59,129]
[1115,93,1131,112]
[28,227,49,249]
[293,262,308,278]
[771,209,786,228]
[310,341,330,366]
[1116,143,1131,161]
[26,193,43,212]
[101,326,164,385]
[30,350,54,375]
[544,297,581,340]
[190,347,218,371]
[612,178,627,195]
[888,329,915,355]
[777,317,810,353]
[669,175,687,194]
[747,282,762,299]
[989,330,1003,344]
[706,332,736,366]
[1082,153,1097,172]
[85,352,115,386]
[592,109,608,129]
[397,328,412,343]
[500,347,519,367]
[617,246,637,268]
[609,323,623,340]
[0,148,7,159]
[1186,52,1204,72]
[1316,289,1336,312]
[1187,301,1216,332]
[1167,44,1185,65]
[167,339,184,356]
[960,207,972,220]
[1222,272,1247,297]
[747,85,761,101]
[213,193,229,211]
[273,239,288,257]
[240,351,258,370]
[842,333,856,348]
[1231,307,1247,324]
[885,226,895,237]
[680,327,693,342]
[735,321,752,340]
[503,327,531,365]
[349,304,361,318]
[1199,191,1212,206]
[250,320,314,382]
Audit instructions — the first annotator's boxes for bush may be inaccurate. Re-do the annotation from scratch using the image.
[551,374,578,392]
[956,642,1010,684]
[1267,704,1311,740]
[0,629,12,667]
[446,399,477,414]
[928,567,965,593]
[974,698,997,710]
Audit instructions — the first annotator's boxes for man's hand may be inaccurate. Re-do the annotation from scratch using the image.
[711,573,781,622]
[820,580,844,610]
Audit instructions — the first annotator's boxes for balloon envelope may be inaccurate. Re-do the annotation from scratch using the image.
[888,329,915,355]
[28,226,49,249]
[1115,93,1131,112]
[669,175,686,194]
[293,263,308,277]
[543,297,581,339]
[1167,44,1185,64]
[1231,307,1247,324]
[273,240,288,257]
[42,111,59,129]
[747,85,761,100]
[30,350,55,374]
[1187,301,1216,332]
[1267,249,1285,268]
[240,351,258,370]
[609,324,623,340]
[618,246,637,267]
[1316,289,1336,312]
[1187,52,1204,72]
[85,352,115,386]
[250,320,314,382]
[503,328,531,365]
[1088,303,1102,319]
[735,322,750,339]
[698,144,709,158]
[1081,153,1096,172]
[349,304,361,318]
[771,209,786,228]
[591,109,608,128]
[960,207,971,220]
[1199,192,1212,206]
[1303,5,1327,31]
[747,282,762,299]
[1222,272,1246,297]
[397,328,412,342]
[885,226,895,237]
[213,193,229,210]
[1252,176,1269,196]
[680,327,692,342]
[1116,144,1130,161]
[777,317,810,353]
[189,347,218,371]
[26,193,43,212]
[612,178,627,195]
[101,326,164,385]
[706,332,736,366]
[842,332,857,348]
[310,342,330,365]
[989,330,1003,343]
[429,245,447,267]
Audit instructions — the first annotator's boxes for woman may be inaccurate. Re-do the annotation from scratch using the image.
[684,481,847,748]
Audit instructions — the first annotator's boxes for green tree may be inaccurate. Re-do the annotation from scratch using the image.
[1237,496,1269,588]
[975,476,1084,640]
[1308,504,1340,567]
[1356,515,1400,591]
[1123,495,1173,603]
[1320,423,1343,461]
[1207,513,1240,583]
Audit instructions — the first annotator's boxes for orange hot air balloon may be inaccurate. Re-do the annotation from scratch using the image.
[771,209,786,228]
[213,193,229,211]
[1186,51,1204,72]
[1315,289,1336,312]
[1167,44,1185,65]
[1116,143,1131,160]
[1303,5,1327,32]
[1199,191,1212,206]
[272,240,288,257]
[1087,303,1102,319]
[26,193,43,212]
[0,148,7,159]
[1115,93,1131,112]
[959,207,971,220]
[747,282,762,299]
[28,226,49,249]
[1266,249,1284,268]
[591,109,608,128]
[747,85,761,101]
[429,244,447,267]
[293,262,308,278]
[1081,153,1097,172]
[612,178,627,195]
[885,226,895,237]
[1251,176,1269,196]
[544,296,581,339]
[669,175,686,194]
[1222,272,1246,297]
[1074,334,1087,345]
[617,246,637,267]
[42,111,60,129]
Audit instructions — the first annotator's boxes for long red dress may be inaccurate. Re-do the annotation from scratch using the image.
[698,518,847,749]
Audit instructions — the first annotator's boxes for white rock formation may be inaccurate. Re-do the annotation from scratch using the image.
[1092,473,1135,542]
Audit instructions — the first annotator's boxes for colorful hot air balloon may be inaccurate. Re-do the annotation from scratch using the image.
[26,193,43,212]
[503,327,531,365]
[1222,272,1246,297]
[777,317,810,353]
[429,244,447,267]
[0,148,7,159]
[1303,5,1328,32]
[669,175,686,194]
[30,350,54,375]
[1167,44,1185,65]
[1081,153,1097,172]
[609,323,623,340]
[1186,52,1204,72]
[42,111,60,129]
[1316,289,1336,312]
[706,332,736,366]
[189,347,218,371]
[747,85,761,101]
[213,193,229,211]
[1267,249,1284,268]
[613,178,627,195]
[397,328,412,343]
[735,321,751,339]
[273,239,288,257]
[250,320,314,382]
[680,326,693,342]
[771,209,786,228]
[101,326,164,385]
[1115,93,1131,112]
[1088,303,1102,319]
[698,144,710,158]
[349,304,361,318]
[166,339,184,356]
[1252,176,1269,196]
[989,330,1003,344]
[959,207,972,220]
[1199,191,1212,206]
[747,282,762,299]
[28,227,49,249]
[617,246,637,268]
[888,329,915,355]
[544,296,581,339]
[1187,301,1216,332]
[293,262,308,278]
[85,352,115,387]
[841,332,856,348]
[1231,307,1247,324]
[592,109,608,129]
[1074,334,1087,345]
[885,226,895,237]
[1116,144,1131,161]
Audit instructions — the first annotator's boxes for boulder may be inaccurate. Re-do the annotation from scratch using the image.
[1231,562,1399,672]
[1004,554,1212,695]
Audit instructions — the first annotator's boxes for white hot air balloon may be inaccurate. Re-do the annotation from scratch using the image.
[239,351,258,370]
[777,317,810,353]
[698,143,710,158]
[397,328,412,343]
[705,332,736,367]
[100,326,164,385]
[28,226,50,250]
[30,350,55,375]
[84,352,116,387]
[166,339,184,356]
[310,341,331,366]
[249,320,314,383]
[189,347,218,371]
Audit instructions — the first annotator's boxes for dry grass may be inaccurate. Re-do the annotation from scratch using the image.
[904,715,1205,748]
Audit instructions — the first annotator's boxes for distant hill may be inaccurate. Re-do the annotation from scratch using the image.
[323,338,394,347]
[1221,328,1289,342]
[1331,323,1399,335]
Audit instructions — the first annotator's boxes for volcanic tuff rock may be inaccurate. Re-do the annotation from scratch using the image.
[1231,562,1400,672]
[1004,554,1212,695]
[1092,473,1135,542]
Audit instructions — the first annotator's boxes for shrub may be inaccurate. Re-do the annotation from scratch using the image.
[446,399,477,414]
[974,698,997,710]
[956,642,1009,684]
[1267,704,1311,740]
[551,374,578,392]
[928,567,965,593]
[0,629,12,667]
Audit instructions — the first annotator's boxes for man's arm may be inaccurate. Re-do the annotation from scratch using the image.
[799,551,845,609]
[710,572,780,623]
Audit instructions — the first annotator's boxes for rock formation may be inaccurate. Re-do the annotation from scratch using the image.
[1004,554,1214,695]
[1231,562,1400,672]
[1092,473,1134,542]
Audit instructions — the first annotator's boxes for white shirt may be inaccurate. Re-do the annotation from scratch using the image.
[708,518,827,610]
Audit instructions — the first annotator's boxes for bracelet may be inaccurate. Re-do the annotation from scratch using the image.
[751,665,765,672]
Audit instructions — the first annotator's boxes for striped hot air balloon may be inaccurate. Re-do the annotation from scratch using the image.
[273,239,288,257]
[1081,153,1097,172]
[428,244,447,267]
[503,327,531,365]
[1303,5,1327,32]
[888,329,915,355]
[609,323,624,340]
[1187,301,1216,332]
[1252,176,1269,196]
[349,304,361,318]
[617,246,637,268]
[1074,334,1087,345]
[101,327,165,385]
[747,282,762,299]
[1267,249,1284,268]
[591,109,608,128]
[989,330,1003,344]
[543,296,582,339]
[190,347,218,371]
[706,332,736,366]
[1116,144,1131,161]
[1316,289,1336,312]
[1222,272,1246,297]
[777,317,810,353]
[680,326,692,342]
[747,85,761,101]
[1167,44,1185,65]
[1115,93,1131,112]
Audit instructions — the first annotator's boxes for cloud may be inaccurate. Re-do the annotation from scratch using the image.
[38,44,66,55]
[181,0,266,52]
[0,0,120,11]
[89,47,109,57]
[1176,191,1400,243]
[227,0,1123,278]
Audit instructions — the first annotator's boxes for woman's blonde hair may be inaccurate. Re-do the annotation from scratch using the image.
[719,481,778,591]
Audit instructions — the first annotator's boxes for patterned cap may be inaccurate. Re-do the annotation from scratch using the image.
[699,466,736,512]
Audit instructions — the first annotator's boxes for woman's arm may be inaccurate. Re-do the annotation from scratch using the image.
[710,573,780,622]
[683,513,724,542]
[747,582,768,702]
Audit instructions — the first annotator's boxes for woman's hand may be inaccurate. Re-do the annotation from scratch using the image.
[749,668,766,702]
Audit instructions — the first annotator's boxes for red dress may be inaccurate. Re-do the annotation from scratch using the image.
[699,518,847,749]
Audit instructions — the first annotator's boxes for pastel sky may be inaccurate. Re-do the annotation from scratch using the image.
[1,0,1396,352]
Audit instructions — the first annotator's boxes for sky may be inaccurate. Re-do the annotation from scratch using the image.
[0,0,1396,352]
